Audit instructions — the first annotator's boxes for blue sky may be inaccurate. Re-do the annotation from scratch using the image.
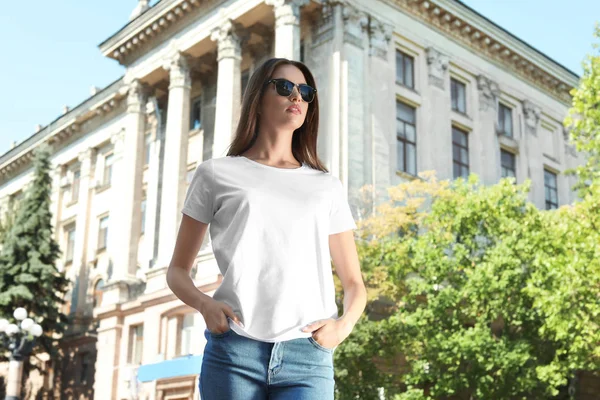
[1,0,598,156]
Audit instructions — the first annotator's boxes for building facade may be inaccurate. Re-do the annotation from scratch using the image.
[0,0,588,399]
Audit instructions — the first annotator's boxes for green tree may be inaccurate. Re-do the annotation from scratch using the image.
[333,173,599,400]
[0,143,69,372]
[564,22,600,197]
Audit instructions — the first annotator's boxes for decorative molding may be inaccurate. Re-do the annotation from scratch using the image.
[477,74,500,112]
[426,47,449,90]
[162,51,192,89]
[311,0,337,48]
[342,2,368,48]
[386,0,575,104]
[210,19,247,62]
[522,99,541,136]
[127,79,150,112]
[368,15,393,60]
[101,0,219,65]
[265,0,310,28]
[110,129,126,154]
[77,148,95,164]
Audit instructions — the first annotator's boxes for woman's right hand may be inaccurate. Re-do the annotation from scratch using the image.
[199,297,243,334]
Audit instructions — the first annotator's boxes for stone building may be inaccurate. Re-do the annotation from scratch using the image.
[0,0,590,399]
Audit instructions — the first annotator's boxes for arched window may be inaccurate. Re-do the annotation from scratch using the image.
[93,279,105,308]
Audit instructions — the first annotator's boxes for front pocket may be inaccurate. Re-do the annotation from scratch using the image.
[308,336,334,353]
[208,327,233,338]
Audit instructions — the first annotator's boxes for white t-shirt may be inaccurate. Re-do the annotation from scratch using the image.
[181,155,357,343]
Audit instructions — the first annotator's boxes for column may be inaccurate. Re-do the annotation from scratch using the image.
[50,165,64,253]
[422,47,452,179]
[71,148,95,327]
[368,16,394,202]
[143,102,161,270]
[340,3,368,208]
[93,315,123,400]
[305,1,337,174]
[211,20,244,158]
[153,52,192,289]
[329,2,343,177]
[265,0,309,60]
[105,79,148,303]
[473,74,501,185]
[522,99,543,206]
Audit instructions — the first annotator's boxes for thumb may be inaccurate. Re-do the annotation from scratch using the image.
[302,320,322,332]
[222,306,242,325]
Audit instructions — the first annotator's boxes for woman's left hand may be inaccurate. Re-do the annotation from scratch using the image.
[301,318,352,350]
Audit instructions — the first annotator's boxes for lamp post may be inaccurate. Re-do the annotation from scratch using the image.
[0,307,43,400]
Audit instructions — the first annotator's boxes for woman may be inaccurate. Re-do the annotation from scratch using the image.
[166,57,367,399]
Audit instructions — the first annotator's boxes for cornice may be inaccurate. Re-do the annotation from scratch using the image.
[385,0,578,105]
[0,78,127,183]
[99,0,222,66]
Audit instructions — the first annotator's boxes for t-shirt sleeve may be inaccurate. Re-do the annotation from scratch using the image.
[329,175,357,235]
[181,158,214,224]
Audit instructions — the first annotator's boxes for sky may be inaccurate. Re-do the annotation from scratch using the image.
[1,0,598,156]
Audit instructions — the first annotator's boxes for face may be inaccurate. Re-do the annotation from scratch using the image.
[259,64,311,131]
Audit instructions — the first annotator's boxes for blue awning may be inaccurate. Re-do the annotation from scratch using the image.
[137,355,203,382]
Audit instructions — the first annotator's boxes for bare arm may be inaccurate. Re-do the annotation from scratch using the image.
[166,214,242,333]
[166,214,212,313]
[329,230,367,336]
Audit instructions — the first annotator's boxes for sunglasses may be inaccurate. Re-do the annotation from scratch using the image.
[266,78,317,103]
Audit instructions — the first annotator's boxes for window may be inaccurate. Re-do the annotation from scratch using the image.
[544,169,558,210]
[78,352,91,384]
[71,169,80,202]
[144,133,152,166]
[190,96,202,130]
[396,101,417,176]
[498,103,513,137]
[180,314,194,356]
[128,324,144,365]
[93,279,104,308]
[451,78,466,114]
[140,198,147,235]
[396,50,415,89]
[103,154,114,186]
[98,216,109,251]
[500,150,516,179]
[300,40,305,63]
[65,225,76,263]
[452,127,469,179]
[241,69,250,98]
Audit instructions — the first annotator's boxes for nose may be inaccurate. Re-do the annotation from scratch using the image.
[289,85,302,103]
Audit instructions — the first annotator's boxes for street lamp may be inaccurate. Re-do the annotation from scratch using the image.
[0,307,43,400]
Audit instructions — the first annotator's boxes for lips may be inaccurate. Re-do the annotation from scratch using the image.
[286,105,301,115]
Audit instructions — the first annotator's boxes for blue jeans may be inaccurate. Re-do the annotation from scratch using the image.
[199,325,335,399]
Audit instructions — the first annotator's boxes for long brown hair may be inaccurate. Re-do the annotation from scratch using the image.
[226,57,328,173]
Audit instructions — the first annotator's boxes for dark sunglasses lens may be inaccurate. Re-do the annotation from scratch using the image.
[299,85,315,102]
[275,80,294,96]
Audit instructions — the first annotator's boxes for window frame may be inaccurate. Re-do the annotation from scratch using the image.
[128,324,144,365]
[97,215,109,252]
[71,168,81,203]
[544,169,559,210]
[500,149,517,179]
[452,126,470,180]
[189,96,202,131]
[498,103,513,137]
[65,224,76,264]
[396,101,417,176]
[396,50,415,90]
[102,153,114,187]
[451,78,467,114]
